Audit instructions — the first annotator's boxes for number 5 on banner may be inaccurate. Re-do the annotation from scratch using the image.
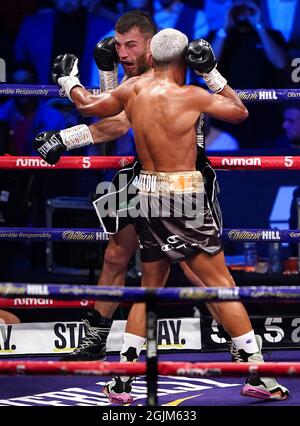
[83,157,91,169]
[284,156,294,168]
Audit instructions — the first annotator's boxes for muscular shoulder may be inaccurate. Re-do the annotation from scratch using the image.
[120,75,140,88]
[115,73,152,103]
[182,84,209,103]
[114,76,140,99]
[122,72,154,96]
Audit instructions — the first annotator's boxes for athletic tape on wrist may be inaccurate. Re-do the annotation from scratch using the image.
[203,67,227,93]
[99,65,118,92]
[60,124,94,150]
[57,76,84,101]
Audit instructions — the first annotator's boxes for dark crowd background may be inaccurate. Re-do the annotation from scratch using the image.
[0,0,300,297]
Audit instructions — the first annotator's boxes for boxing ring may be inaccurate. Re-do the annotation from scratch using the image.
[0,85,300,407]
[0,283,300,407]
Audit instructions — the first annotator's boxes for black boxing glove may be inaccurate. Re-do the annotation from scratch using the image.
[94,37,119,71]
[33,125,94,165]
[185,39,227,93]
[52,53,84,100]
[94,37,119,92]
[185,39,216,74]
[33,131,66,165]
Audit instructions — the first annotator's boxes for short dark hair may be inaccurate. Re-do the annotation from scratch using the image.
[115,10,156,38]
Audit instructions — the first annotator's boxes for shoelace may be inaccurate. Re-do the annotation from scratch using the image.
[72,320,108,353]
[229,341,264,364]
[230,342,244,363]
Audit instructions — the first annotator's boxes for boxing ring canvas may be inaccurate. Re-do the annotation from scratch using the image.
[0,351,299,406]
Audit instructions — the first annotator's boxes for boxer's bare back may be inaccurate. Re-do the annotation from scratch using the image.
[72,66,247,172]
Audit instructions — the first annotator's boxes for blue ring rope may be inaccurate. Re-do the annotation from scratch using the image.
[0,85,299,102]
[0,283,299,302]
[0,227,299,242]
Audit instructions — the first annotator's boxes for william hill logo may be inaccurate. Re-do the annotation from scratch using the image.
[261,230,281,240]
[228,230,281,241]
[228,230,261,240]
[258,90,278,100]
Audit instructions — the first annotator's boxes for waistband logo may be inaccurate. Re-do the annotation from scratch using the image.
[136,174,157,192]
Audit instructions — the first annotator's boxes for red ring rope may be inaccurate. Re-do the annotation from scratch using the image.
[0,155,299,170]
[0,361,299,377]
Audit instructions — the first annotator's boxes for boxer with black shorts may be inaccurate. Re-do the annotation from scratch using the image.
[52,28,289,403]
[34,11,223,361]
[136,170,223,263]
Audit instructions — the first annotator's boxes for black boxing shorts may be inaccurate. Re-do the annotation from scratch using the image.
[93,158,141,234]
[197,154,223,232]
[93,151,222,237]
[135,170,223,263]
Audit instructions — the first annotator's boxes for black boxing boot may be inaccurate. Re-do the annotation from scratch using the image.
[60,309,112,361]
